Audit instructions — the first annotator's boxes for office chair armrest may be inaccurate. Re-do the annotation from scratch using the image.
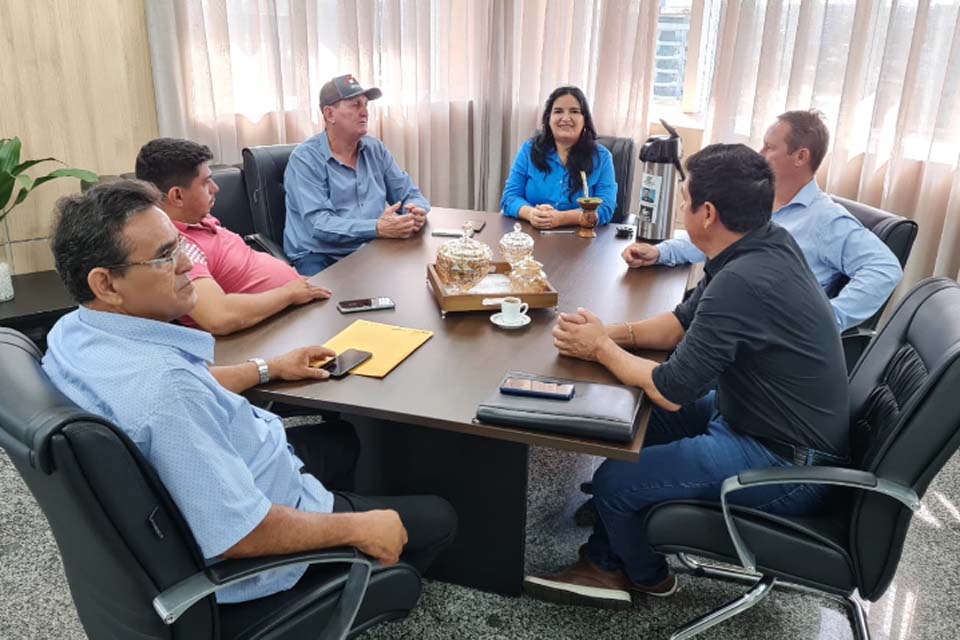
[842,326,876,372]
[720,466,920,572]
[153,547,376,639]
[204,547,361,585]
[244,232,290,263]
[841,325,876,340]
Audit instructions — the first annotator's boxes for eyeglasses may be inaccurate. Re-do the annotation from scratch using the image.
[103,242,182,271]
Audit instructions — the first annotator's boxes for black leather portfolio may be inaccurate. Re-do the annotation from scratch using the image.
[475,371,644,442]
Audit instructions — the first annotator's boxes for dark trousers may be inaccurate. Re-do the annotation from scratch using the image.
[586,391,828,586]
[283,416,457,576]
[333,492,458,576]
[285,418,360,492]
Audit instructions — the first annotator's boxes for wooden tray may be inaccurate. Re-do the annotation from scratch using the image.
[427,262,559,316]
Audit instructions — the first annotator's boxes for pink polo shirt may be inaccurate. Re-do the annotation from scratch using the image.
[174,215,300,326]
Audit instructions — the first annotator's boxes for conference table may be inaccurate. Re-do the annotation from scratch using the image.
[215,208,691,595]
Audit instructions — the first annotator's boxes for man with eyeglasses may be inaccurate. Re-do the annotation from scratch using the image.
[41,180,457,604]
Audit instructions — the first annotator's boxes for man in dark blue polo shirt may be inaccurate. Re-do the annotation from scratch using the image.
[525,144,849,608]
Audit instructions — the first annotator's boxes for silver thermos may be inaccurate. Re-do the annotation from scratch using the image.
[637,119,685,243]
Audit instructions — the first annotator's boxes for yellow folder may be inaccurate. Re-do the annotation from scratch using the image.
[321,319,433,378]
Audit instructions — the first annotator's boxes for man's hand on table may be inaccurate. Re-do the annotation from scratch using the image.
[268,346,337,382]
[377,202,419,238]
[281,276,333,306]
[352,510,409,566]
[622,242,660,268]
[404,203,428,233]
[553,307,613,362]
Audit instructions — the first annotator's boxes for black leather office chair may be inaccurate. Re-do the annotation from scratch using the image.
[209,165,289,261]
[830,195,918,371]
[597,135,637,223]
[0,328,421,640]
[644,276,960,640]
[243,144,298,246]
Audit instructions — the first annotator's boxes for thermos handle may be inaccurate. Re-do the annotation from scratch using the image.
[673,158,686,182]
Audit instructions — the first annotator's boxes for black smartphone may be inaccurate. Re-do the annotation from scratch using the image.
[321,349,373,378]
[336,297,396,314]
[468,219,487,232]
[500,376,575,401]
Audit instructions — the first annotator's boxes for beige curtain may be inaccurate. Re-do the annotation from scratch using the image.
[702,0,960,294]
[146,0,658,212]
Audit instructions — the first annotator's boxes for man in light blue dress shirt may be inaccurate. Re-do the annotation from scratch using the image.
[284,74,431,275]
[41,180,455,604]
[622,110,903,331]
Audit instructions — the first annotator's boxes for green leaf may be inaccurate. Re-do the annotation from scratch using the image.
[45,167,100,183]
[13,173,35,205]
[0,138,22,174]
[11,157,61,175]
[30,168,100,191]
[0,169,14,210]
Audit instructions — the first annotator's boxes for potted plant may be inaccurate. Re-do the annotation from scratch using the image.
[0,137,98,301]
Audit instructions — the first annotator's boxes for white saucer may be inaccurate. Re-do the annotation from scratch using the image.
[491,312,531,329]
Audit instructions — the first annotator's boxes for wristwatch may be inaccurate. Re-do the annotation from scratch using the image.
[247,357,270,385]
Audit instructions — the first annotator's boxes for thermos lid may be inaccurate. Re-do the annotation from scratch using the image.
[640,118,683,163]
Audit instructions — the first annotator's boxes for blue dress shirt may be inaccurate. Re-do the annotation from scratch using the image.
[41,307,334,603]
[284,132,430,275]
[655,180,903,331]
[501,139,618,226]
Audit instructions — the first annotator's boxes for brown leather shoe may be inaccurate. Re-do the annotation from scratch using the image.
[523,557,634,609]
[631,573,679,598]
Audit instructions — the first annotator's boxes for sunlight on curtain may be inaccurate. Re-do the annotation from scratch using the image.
[702,0,960,291]
[146,0,659,212]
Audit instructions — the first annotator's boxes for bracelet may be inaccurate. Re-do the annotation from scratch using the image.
[247,357,270,385]
[624,322,637,348]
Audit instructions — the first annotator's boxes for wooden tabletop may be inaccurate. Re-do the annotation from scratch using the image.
[215,209,691,462]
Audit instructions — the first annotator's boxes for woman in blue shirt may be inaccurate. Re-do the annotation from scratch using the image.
[501,86,617,228]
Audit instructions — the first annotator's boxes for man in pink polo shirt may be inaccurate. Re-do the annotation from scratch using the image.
[135,138,333,335]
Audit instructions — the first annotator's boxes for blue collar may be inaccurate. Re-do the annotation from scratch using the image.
[77,306,215,363]
[780,179,821,211]
[317,131,368,163]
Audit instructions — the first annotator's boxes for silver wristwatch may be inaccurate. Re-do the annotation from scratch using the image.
[247,357,270,385]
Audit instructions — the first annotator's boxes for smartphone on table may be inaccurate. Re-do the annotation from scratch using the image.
[319,349,373,378]
[336,297,396,314]
[500,376,575,401]
[431,220,487,237]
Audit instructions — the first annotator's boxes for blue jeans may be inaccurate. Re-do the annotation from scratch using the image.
[293,252,339,276]
[585,391,828,586]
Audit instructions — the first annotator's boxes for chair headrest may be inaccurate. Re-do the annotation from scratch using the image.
[243,144,298,174]
[0,329,106,474]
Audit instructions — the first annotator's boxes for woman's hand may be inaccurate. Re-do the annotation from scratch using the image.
[530,204,561,229]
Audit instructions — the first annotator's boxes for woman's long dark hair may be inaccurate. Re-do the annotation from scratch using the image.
[530,86,599,199]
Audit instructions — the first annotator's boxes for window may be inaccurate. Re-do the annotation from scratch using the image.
[654,0,692,101]
[653,0,721,115]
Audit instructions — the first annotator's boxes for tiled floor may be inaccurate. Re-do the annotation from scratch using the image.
[2,443,959,639]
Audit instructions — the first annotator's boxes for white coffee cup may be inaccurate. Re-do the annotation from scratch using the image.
[501,297,529,322]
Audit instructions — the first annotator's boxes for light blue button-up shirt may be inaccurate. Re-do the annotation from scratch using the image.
[41,307,334,603]
[501,139,618,226]
[655,180,903,331]
[284,132,430,275]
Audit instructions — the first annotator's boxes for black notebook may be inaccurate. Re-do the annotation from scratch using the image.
[475,371,644,443]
